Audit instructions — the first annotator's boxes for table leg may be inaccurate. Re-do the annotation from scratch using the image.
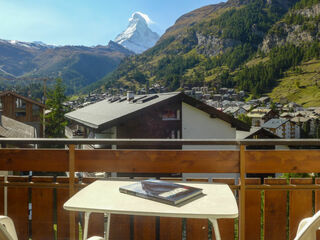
[105,213,111,240]
[84,212,91,240]
[209,218,221,240]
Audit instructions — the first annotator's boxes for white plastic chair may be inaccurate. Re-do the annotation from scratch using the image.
[0,215,103,240]
[294,210,320,240]
[87,237,104,240]
[0,216,18,240]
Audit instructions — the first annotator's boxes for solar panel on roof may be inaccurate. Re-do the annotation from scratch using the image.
[137,95,159,103]
[109,97,120,103]
[132,95,147,103]
[118,97,127,102]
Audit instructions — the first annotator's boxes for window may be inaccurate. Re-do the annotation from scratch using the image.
[162,109,180,120]
[15,98,26,117]
[32,105,40,117]
[16,98,26,108]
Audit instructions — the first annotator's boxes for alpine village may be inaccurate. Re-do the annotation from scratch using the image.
[2,0,320,240]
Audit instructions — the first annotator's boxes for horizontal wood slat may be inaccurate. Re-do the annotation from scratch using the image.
[245,150,320,173]
[0,149,68,171]
[75,150,239,173]
[3,149,320,174]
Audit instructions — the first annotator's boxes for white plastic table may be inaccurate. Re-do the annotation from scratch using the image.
[64,180,238,240]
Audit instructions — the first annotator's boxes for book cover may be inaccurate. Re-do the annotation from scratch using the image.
[119,179,203,206]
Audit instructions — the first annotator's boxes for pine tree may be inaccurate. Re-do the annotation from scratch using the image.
[44,78,68,138]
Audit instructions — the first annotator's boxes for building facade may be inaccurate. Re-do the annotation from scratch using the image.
[0,91,45,137]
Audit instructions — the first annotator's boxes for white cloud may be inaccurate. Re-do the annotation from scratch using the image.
[130,11,155,25]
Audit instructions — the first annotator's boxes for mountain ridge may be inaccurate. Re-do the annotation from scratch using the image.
[0,38,133,94]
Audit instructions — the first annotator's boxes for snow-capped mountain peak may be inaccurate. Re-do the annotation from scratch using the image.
[114,12,160,54]
[0,39,54,50]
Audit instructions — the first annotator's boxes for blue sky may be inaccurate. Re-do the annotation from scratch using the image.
[0,0,224,46]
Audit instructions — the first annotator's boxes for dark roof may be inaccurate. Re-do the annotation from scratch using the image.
[0,115,35,138]
[237,127,280,139]
[262,118,288,129]
[65,92,250,131]
[0,91,45,108]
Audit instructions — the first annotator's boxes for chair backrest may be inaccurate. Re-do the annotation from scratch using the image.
[0,222,14,240]
[294,210,320,240]
[0,216,18,240]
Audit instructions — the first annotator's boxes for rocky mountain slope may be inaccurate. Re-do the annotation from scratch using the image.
[89,0,320,106]
[93,0,296,89]
[262,2,320,52]
[115,12,160,54]
[0,39,133,94]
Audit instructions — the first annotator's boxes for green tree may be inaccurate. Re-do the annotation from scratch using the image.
[237,114,252,127]
[44,78,68,138]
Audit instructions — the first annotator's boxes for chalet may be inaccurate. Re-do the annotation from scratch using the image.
[0,91,45,137]
[247,108,278,127]
[223,106,247,118]
[262,118,300,139]
[237,127,280,140]
[0,111,35,139]
[258,96,270,104]
[280,112,294,119]
[65,92,249,150]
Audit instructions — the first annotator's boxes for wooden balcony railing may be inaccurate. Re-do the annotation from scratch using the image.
[0,138,320,240]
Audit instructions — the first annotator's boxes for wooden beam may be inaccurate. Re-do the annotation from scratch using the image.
[75,150,240,173]
[0,138,241,145]
[0,149,68,171]
[0,138,318,146]
[245,150,320,173]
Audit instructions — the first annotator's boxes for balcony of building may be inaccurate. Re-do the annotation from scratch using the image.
[0,138,320,240]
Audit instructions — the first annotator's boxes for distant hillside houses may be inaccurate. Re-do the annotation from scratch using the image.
[262,118,300,139]
[65,86,320,139]
[247,108,279,127]
[223,106,247,118]
[65,92,249,148]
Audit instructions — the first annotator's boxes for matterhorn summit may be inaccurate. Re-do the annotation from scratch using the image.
[115,12,160,54]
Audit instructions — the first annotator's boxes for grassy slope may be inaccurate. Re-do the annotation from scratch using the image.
[269,59,320,107]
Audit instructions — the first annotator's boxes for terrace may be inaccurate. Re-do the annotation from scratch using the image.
[1,138,320,240]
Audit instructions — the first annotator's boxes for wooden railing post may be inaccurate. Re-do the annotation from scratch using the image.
[69,144,76,240]
[240,145,246,240]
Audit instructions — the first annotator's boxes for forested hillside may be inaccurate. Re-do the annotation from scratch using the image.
[0,41,133,95]
[86,0,320,106]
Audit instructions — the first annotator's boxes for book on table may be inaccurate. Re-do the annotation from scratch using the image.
[119,179,203,206]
